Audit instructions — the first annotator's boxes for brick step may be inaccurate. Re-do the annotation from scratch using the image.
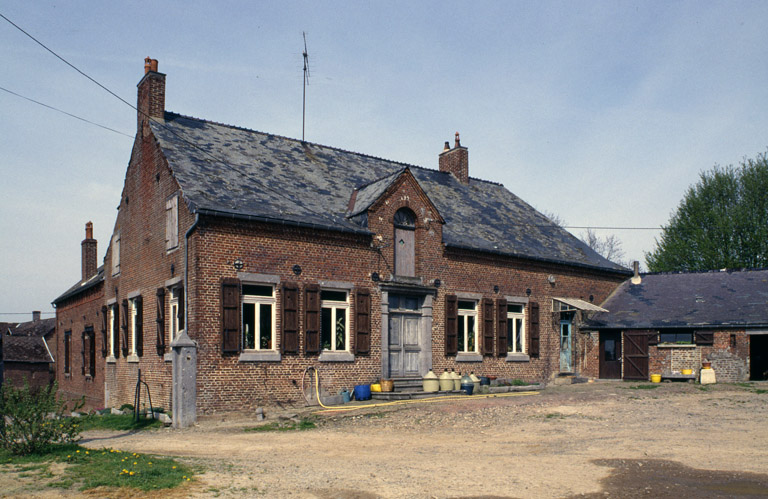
[392,377,422,392]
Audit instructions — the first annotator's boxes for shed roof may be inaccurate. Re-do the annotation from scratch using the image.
[152,113,628,274]
[587,268,768,330]
[2,335,53,363]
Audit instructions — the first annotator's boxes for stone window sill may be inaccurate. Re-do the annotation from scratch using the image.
[318,351,354,362]
[164,353,173,362]
[456,353,482,362]
[127,354,140,363]
[106,356,116,364]
[656,344,697,349]
[239,351,282,362]
[506,353,530,362]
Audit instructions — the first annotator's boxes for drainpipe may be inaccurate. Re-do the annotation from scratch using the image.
[184,213,200,334]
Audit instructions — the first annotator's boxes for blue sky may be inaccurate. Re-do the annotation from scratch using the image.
[2,1,767,321]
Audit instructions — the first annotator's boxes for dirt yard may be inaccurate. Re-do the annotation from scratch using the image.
[17,381,768,498]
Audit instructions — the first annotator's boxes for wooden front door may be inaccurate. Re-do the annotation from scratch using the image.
[388,294,422,378]
[623,331,649,380]
[599,331,622,379]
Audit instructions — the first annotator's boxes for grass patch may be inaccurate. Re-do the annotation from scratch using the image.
[697,385,712,392]
[244,418,317,432]
[754,389,767,395]
[627,384,660,390]
[0,444,193,491]
[545,412,565,419]
[77,413,164,432]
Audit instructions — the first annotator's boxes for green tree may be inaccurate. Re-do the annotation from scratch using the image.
[646,151,768,272]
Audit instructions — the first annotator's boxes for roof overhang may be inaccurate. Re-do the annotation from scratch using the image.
[553,297,608,313]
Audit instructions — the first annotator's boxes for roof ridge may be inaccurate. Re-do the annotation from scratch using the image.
[642,267,768,276]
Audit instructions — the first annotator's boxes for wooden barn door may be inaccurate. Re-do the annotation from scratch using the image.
[599,331,622,379]
[623,331,649,380]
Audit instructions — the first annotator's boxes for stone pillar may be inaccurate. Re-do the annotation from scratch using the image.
[171,330,196,428]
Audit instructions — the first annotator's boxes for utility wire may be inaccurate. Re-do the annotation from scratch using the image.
[0,86,134,138]
[0,12,665,234]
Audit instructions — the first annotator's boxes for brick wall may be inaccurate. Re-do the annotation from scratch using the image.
[647,331,749,382]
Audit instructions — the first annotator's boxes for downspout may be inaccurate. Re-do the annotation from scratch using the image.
[184,213,200,334]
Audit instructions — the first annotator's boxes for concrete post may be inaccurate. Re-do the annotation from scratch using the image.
[171,330,196,428]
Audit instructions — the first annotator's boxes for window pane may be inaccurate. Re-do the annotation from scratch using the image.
[335,311,346,351]
[260,304,272,349]
[321,307,332,350]
[243,303,255,350]
[467,316,475,352]
[458,316,465,352]
[605,339,616,361]
[243,285,273,297]
[321,290,347,302]
[403,296,418,310]
[515,318,523,352]
[507,319,514,352]
[508,304,524,314]
[458,300,475,311]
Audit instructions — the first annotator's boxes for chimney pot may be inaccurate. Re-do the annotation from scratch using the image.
[454,132,461,148]
[443,141,450,152]
[32,311,41,322]
[144,57,152,74]
[631,260,642,285]
[85,221,93,240]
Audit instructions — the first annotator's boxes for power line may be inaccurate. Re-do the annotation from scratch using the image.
[0,86,134,138]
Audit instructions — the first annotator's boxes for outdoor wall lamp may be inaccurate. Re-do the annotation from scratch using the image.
[233,258,244,271]
[526,288,532,296]
[371,272,380,282]
[433,278,441,288]
[292,264,302,276]
[493,285,499,294]
[547,275,556,285]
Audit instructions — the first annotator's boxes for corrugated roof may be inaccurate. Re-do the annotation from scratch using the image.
[152,113,628,274]
[587,269,768,329]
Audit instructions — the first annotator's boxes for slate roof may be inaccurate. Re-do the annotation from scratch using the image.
[52,265,104,305]
[151,113,629,273]
[587,269,768,329]
[9,318,55,338]
[2,335,53,363]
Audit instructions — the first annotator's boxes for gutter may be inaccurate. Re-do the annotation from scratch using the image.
[195,208,371,236]
[184,213,200,335]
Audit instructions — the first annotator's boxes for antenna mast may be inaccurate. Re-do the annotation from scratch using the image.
[302,32,310,142]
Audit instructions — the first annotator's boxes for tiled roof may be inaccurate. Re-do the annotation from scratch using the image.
[587,268,768,329]
[9,318,55,337]
[2,335,53,363]
[52,265,104,305]
[152,113,628,273]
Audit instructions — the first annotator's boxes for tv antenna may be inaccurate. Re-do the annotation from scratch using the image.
[302,31,310,142]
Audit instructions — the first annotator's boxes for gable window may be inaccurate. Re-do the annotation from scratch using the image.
[457,300,477,353]
[321,290,349,351]
[507,303,526,354]
[169,287,184,341]
[394,207,416,277]
[165,195,179,251]
[111,232,121,276]
[64,330,72,375]
[242,284,275,350]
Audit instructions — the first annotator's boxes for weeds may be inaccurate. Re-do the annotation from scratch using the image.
[76,413,163,432]
[627,384,660,390]
[244,418,317,432]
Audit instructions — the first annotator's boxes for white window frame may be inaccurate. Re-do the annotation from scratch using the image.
[108,304,117,360]
[111,232,121,276]
[129,297,139,358]
[321,290,350,352]
[242,284,276,351]
[165,195,179,251]
[169,287,182,341]
[507,303,526,354]
[458,300,478,354]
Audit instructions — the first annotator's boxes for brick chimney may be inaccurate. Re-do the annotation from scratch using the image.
[137,57,165,133]
[82,221,98,282]
[439,132,469,184]
[32,311,41,322]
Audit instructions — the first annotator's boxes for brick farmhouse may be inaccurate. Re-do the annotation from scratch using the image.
[56,58,640,420]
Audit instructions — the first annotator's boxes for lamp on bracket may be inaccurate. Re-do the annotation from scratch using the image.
[233,258,244,271]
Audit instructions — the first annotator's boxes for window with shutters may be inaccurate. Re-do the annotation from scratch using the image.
[507,303,526,354]
[457,300,478,354]
[659,330,693,345]
[321,290,349,352]
[84,327,95,377]
[168,287,184,341]
[108,304,119,359]
[111,232,121,276]
[165,195,179,251]
[128,297,142,359]
[242,284,275,351]
[64,330,72,375]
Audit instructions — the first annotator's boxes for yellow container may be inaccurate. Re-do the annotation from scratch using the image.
[371,383,382,392]
[681,369,693,375]
[650,374,662,383]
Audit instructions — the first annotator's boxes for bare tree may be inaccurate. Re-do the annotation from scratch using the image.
[581,228,627,267]
[541,210,566,228]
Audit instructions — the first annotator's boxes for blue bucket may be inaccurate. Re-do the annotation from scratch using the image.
[353,384,371,401]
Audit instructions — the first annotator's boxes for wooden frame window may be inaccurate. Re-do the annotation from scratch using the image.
[64,330,72,374]
[242,284,276,351]
[507,303,526,354]
[457,300,478,354]
[168,287,184,341]
[321,290,349,352]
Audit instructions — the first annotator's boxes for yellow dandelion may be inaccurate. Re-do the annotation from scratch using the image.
[67,455,71,458]
[133,461,137,465]
[186,478,190,481]
[85,451,89,455]
[129,471,135,476]
[172,466,177,469]
[76,450,80,453]
[148,462,152,465]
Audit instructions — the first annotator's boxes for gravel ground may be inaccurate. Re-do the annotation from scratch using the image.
[11,381,768,498]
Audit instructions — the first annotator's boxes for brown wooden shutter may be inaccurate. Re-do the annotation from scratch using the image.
[305,284,321,354]
[81,331,86,375]
[281,282,299,354]
[694,330,714,346]
[113,304,120,358]
[445,294,458,356]
[496,298,508,357]
[647,330,659,346]
[221,278,241,353]
[156,288,166,355]
[100,305,108,357]
[121,299,129,356]
[482,298,494,356]
[528,301,540,358]
[178,287,185,331]
[135,295,144,356]
[355,288,371,355]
